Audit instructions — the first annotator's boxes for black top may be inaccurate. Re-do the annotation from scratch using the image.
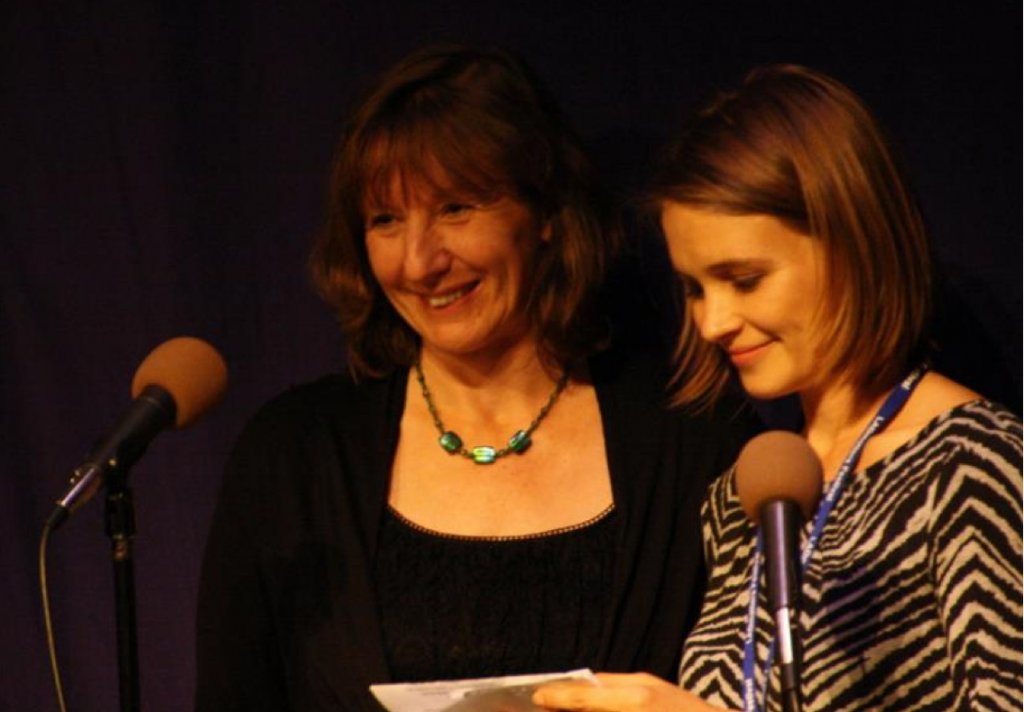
[375,505,618,682]
[195,346,756,711]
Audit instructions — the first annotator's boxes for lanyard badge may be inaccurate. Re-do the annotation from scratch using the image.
[740,366,927,712]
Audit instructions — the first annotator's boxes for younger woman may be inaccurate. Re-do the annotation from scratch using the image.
[536,65,1022,712]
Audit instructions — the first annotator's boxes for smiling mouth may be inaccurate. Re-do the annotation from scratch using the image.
[727,342,772,365]
[426,282,478,308]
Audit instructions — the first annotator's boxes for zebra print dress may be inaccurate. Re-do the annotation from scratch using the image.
[678,400,1022,712]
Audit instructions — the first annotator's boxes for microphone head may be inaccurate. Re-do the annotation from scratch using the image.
[131,337,228,428]
[735,431,823,525]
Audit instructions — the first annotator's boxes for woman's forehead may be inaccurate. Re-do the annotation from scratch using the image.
[661,204,820,272]
[360,156,508,212]
[362,169,471,210]
[358,128,509,210]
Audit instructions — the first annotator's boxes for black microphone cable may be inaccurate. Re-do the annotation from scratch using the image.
[40,520,70,712]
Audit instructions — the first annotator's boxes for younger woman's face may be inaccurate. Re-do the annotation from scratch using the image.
[661,202,831,401]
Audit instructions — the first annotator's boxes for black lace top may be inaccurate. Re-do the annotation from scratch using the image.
[374,504,618,683]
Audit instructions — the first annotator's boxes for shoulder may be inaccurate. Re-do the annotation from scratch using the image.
[886,399,1023,521]
[886,396,1021,474]
[706,464,735,501]
[242,369,404,441]
[699,466,753,571]
[592,345,760,477]
[217,369,405,523]
[704,466,744,524]
[701,467,741,532]
[591,343,760,430]
[844,400,1021,544]
[867,372,1016,466]
[918,399,1022,465]
[226,368,406,482]
[589,343,674,400]
[929,400,1022,490]
[902,372,983,422]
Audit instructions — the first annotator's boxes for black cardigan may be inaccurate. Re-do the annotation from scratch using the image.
[195,348,753,711]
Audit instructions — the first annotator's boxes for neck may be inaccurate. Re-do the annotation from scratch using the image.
[417,340,564,419]
[799,376,882,480]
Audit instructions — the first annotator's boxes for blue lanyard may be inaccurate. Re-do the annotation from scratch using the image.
[740,367,927,712]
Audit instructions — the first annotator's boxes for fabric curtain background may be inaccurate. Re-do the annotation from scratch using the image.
[1,2,1018,710]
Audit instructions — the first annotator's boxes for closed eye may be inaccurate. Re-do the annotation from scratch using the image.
[677,274,704,300]
[706,260,771,293]
[439,202,475,219]
[365,212,399,233]
[732,273,764,293]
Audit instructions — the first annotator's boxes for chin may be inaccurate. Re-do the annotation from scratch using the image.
[736,375,795,402]
[422,335,508,360]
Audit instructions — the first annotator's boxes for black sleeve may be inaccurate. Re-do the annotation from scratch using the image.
[594,346,761,681]
[658,396,761,679]
[195,411,288,712]
[194,375,398,712]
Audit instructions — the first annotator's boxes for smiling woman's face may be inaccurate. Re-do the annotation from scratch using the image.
[364,178,548,364]
[661,202,831,401]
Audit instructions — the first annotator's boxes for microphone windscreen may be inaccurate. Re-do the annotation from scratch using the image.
[735,431,823,524]
[131,337,228,428]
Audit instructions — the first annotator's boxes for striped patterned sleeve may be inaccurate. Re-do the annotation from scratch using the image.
[926,405,1023,712]
[701,467,736,573]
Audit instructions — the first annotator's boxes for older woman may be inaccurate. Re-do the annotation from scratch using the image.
[195,46,750,711]
[536,65,1022,712]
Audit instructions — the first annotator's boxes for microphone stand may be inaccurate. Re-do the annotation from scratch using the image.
[761,500,803,712]
[105,475,141,712]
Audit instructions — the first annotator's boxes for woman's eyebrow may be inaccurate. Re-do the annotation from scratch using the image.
[705,258,772,276]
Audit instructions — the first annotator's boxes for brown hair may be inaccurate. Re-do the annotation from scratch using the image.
[310,44,616,376]
[649,64,932,409]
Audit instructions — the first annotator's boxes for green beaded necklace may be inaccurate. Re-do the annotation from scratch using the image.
[413,360,570,465]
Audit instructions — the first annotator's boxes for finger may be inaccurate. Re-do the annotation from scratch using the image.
[533,682,588,710]
[594,672,663,687]
[533,683,656,711]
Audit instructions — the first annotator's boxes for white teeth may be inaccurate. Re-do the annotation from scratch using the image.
[427,285,473,307]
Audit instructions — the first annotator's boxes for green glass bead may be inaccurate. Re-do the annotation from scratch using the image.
[508,429,531,453]
[471,446,497,464]
[439,431,463,453]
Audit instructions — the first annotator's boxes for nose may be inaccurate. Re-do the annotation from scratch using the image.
[693,290,741,344]
[404,218,451,283]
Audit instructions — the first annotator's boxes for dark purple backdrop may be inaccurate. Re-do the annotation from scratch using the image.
[2,2,1019,710]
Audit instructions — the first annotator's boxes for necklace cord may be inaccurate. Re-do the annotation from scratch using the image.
[413,361,570,464]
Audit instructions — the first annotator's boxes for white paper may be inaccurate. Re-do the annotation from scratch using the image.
[370,668,597,712]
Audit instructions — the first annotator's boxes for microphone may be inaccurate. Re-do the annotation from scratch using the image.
[735,431,823,712]
[46,337,228,532]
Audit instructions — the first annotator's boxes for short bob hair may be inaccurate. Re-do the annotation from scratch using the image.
[649,64,932,409]
[310,44,616,376]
